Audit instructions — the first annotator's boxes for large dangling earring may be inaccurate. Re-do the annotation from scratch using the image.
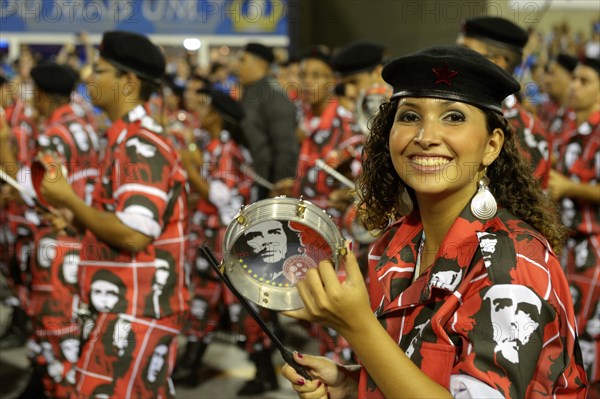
[398,185,413,215]
[470,168,497,220]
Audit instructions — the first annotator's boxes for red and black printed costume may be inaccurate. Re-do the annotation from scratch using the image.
[554,110,600,385]
[187,130,257,347]
[28,102,99,398]
[75,105,189,398]
[503,95,552,188]
[360,202,588,398]
[293,97,363,226]
[1,99,38,305]
[293,97,363,363]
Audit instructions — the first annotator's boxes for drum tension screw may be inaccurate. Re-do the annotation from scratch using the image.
[236,215,246,226]
[296,204,306,217]
[338,247,348,256]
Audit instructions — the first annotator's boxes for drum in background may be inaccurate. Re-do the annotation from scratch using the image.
[355,84,392,135]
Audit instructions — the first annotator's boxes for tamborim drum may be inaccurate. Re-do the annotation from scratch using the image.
[222,197,346,311]
[355,84,392,135]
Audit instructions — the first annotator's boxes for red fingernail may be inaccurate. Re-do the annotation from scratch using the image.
[297,379,305,386]
[317,381,322,387]
[296,352,303,358]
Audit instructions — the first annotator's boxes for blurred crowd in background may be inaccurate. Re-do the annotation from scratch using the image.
[0,13,598,399]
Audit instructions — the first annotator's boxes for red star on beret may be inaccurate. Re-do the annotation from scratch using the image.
[432,64,458,86]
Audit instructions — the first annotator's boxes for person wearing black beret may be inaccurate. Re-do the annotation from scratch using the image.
[0,71,42,354]
[271,42,364,389]
[0,74,33,356]
[549,55,600,392]
[457,16,529,72]
[271,43,363,220]
[457,16,552,189]
[330,41,387,117]
[31,61,78,114]
[173,87,260,389]
[235,43,299,394]
[293,44,334,137]
[20,60,101,398]
[38,31,189,398]
[280,45,587,399]
[540,53,578,133]
[237,42,298,200]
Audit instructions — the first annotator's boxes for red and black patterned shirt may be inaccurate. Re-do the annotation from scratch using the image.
[194,130,256,232]
[359,204,588,398]
[79,105,189,319]
[554,110,600,239]
[553,110,600,384]
[293,98,363,224]
[5,99,38,167]
[37,104,100,203]
[504,95,551,187]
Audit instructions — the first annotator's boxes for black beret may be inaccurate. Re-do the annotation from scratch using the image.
[298,45,331,66]
[99,31,165,85]
[244,42,274,64]
[332,41,384,76]
[580,57,600,77]
[197,88,244,123]
[461,17,528,53]
[382,45,520,114]
[555,53,579,73]
[31,61,78,96]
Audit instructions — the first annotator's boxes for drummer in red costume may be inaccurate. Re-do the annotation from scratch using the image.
[0,73,39,351]
[273,46,363,227]
[550,57,600,396]
[39,31,189,398]
[21,61,100,398]
[457,17,552,187]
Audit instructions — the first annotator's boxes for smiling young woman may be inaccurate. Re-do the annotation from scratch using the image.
[280,45,587,399]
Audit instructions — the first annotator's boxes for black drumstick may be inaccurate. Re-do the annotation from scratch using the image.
[200,244,313,381]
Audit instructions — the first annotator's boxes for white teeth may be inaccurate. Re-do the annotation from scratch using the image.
[411,157,450,166]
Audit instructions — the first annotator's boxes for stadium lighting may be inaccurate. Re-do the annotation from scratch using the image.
[183,38,201,51]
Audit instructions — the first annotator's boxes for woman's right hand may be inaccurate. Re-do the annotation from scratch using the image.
[282,352,356,399]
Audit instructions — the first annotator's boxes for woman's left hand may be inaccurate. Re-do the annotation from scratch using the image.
[283,242,372,334]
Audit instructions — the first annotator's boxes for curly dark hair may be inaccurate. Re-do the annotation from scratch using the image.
[356,99,567,252]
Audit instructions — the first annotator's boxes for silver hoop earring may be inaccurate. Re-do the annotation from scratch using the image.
[470,168,497,221]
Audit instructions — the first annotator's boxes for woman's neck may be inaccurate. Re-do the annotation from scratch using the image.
[416,187,475,263]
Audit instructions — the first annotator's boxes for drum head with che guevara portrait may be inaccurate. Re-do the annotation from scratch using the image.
[223,197,345,311]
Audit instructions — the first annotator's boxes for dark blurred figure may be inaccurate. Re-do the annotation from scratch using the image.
[457,17,552,188]
[237,42,298,199]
